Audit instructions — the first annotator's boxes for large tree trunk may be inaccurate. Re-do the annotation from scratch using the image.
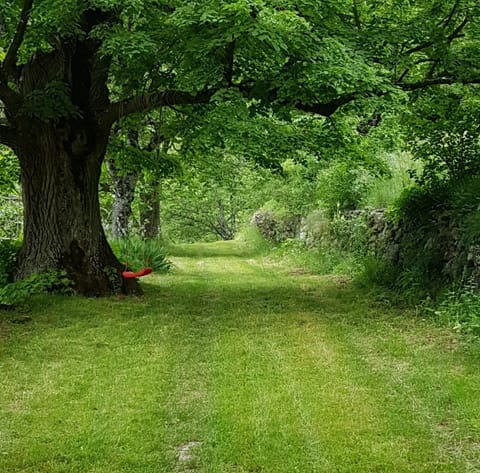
[1,12,142,296]
[0,8,205,296]
[15,123,141,296]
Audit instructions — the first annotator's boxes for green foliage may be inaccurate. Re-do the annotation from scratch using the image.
[0,271,72,308]
[276,238,354,275]
[388,183,447,224]
[379,175,480,300]
[161,153,260,242]
[110,238,171,273]
[235,224,272,256]
[326,213,368,255]
[355,255,400,290]
[0,196,22,240]
[0,147,20,194]
[317,162,371,216]
[0,240,21,288]
[406,86,480,186]
[412,128,480,186]
[433,281,480,337]
[20,82,81,122]
[363,153,419,209]
[273,212,368,276]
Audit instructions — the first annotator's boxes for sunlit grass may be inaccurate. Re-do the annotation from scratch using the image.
[1,243,480,472]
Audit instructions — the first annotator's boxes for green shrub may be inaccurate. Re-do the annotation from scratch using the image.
[355,255,399,289]
[363,152,419,209]
[0,239,21,287]
[317,162,371,217]
[111,238,171,273]
[432,282,480,337]
[326,213,368,254]
[0,270,72,308]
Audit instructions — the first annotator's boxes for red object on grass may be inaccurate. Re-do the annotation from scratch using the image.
[122,267,153,279]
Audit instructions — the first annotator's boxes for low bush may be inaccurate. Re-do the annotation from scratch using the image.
[111,238,171,273]
[430,281,480,337]
[0,270,72,308]
[235,225,273,256]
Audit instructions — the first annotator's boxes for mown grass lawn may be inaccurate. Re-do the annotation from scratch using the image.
[1,242,480,472]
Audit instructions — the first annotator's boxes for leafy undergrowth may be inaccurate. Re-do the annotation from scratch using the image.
[1,242,480,472]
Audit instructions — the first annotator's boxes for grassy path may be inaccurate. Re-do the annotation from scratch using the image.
[1,241,480,472]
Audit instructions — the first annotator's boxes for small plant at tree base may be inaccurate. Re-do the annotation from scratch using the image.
[0,271,73,308]
[103,266,123,295]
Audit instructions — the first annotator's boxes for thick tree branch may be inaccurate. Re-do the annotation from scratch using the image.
[403,14,468,57]
[294,93,356,116]
[439,0,460,28]
[2,0,34,75]
[0,80,22,111]
[447,16,468,42]
[103,89,214,127]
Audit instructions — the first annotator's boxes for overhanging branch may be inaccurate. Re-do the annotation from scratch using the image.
[2,0,34,75]
[103,89,214,127]
[293,93,356,117]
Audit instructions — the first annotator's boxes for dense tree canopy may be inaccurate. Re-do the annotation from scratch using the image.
[0,0,479,294]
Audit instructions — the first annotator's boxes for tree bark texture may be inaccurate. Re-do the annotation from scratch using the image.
[15,123,140,295]
[107,158,138,240]
[140,179,161,239]
[2,16,142,296]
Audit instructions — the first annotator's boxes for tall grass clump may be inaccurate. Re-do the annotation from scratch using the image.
[430,281,480,337]
[235,224,273,256]
[110,237,171,273]
[363,152,419,208]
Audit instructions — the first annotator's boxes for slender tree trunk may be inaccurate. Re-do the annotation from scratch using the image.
[216,198,235,240]
[140,179,161,239]
[107,158,138,239]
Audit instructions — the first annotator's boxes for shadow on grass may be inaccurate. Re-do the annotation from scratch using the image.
[9,275,406,341]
